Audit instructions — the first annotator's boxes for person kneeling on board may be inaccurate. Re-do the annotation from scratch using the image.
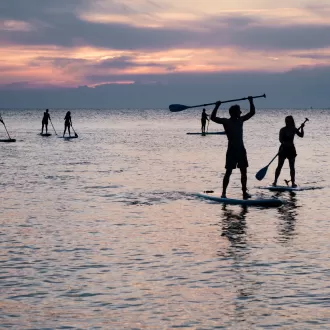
[272,115,304,188]
[210,97,255,199]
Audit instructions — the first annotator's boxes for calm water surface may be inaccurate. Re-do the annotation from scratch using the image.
[1,108,330,329]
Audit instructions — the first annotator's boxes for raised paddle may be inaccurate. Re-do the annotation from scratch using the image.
[255,118,309,181]
[169,94,266,112]
[49,118,57,135]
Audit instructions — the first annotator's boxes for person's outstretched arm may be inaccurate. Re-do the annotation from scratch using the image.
[210,101,225,124]
[241,96,255,121]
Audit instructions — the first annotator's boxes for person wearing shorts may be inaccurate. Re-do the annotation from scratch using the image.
[272,115,304,187]
[210,97,255,199]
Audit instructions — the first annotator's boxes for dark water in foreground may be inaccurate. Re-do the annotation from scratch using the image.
[1,108,330,329]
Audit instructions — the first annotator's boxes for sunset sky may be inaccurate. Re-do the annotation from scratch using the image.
[1,0,330,107]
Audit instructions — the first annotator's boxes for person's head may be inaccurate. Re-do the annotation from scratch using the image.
[229,104,241,118]
[202,108,206,113]
[45,109,49,113]
[67,111,71,116]
[285,115,295,128]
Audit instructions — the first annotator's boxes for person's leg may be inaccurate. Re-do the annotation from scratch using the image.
[42,122,44,134]
[63,125,67,137]
[288,157,296,187]
[222,169,232,198]
[273,156,285,186]
[240,167,247,192]
[240,167,251,199]
[45,123,48,134]
[68,126,71,136]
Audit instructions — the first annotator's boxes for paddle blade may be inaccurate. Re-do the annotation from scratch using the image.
[255,166,268,181]
[169,104,189,112]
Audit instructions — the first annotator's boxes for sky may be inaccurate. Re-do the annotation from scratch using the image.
[0,0,330,108]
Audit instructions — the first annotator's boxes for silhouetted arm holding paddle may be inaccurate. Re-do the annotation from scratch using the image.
[241,96,255,121]
[210,101,226,124]
[296,123,304,138]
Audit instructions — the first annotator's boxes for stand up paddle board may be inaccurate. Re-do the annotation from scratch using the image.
[186,132,226,135]
[0,138,16,143]
[196,191,284,206]
[59,136,78,139]
[260,185,318,192]
[39,133,52,137]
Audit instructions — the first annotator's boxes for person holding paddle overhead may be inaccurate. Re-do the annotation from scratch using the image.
[272,116,304,188]
[210,97,255,199]
[201,108,209,135]
[63,111,72,137]
[41,109,51,134]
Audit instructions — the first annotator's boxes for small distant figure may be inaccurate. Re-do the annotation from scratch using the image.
[211,97,255,200]
[201,108,209,135]
[63,111,72,137]
[41,109,51,134]
[272,116,304,188]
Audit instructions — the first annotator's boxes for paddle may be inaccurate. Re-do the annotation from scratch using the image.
[0,113,13,140]
[169,94,266,112]
[255,118,309,181]
[207,119,210,133]
[71,124,78,138]
[49,118,57,135]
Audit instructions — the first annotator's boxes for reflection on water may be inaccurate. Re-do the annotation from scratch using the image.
[275,191,299,242]
[2,108,330,328]
[220,204,248,251]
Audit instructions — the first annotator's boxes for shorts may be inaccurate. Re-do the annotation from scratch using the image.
[279,145,297,159]
[225,146,248,169]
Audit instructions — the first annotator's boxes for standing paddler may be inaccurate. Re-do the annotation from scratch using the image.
[210,96,255,199]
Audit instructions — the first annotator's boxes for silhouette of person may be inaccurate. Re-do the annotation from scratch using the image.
[210,97,255,199]
[201,108,209,135]
[63,111,72,137]
[272,116,304,187]
[41,109,51,134]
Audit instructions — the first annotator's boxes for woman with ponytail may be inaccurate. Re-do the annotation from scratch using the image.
[273,115,304,187]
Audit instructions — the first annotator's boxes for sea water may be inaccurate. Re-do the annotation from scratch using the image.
[1,108,330,329]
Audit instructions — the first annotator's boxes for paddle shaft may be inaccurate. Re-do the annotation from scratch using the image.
[1,119,12,140]
[71,124,78,137]
[50,118,57,135]
[170,94,266,112]
[188,94,265,109]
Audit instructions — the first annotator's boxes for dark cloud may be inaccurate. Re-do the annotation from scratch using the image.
[0,65,329,108]
[293,53,330,60]
[1,1,330,52]
[94,56,176,70]
[30,55,176,72]
[0,0,89,20]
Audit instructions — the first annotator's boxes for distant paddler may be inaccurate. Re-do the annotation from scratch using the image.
[201,108,210,135]
[272,116,307,187]
[41,109,51,134]
[63,111,72,137]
